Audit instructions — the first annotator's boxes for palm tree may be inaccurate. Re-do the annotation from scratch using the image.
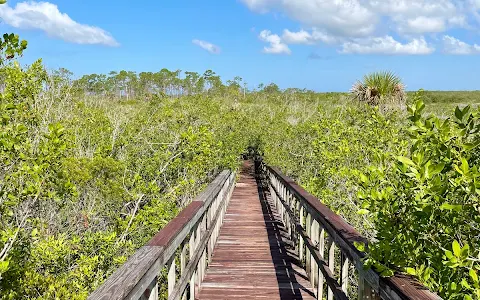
[351,71,406,106]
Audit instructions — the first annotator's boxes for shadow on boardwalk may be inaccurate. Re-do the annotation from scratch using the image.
[255,166,315,300]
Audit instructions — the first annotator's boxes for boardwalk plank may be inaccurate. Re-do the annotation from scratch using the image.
[197,162,315,300]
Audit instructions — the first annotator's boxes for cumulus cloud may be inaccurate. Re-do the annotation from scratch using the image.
[0,1,118,46]
[258,30,291,55]
[192,39,221,54]
[397,16,447,33]
[442,35,480,54]
[242,0,480,55]
[282,29,338,45]
[244,0,376,37]
[341,36,435,55]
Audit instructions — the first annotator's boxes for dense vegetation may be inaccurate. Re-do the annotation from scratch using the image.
[1,24,479,300]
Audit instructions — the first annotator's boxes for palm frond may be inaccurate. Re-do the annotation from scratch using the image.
[351,71,406,106]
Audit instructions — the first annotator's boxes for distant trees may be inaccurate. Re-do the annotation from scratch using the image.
[71,68,318,101]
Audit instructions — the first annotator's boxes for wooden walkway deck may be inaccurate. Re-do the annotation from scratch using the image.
[197,162,316,300]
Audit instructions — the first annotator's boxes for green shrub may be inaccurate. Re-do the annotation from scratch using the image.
[358,92,480,299]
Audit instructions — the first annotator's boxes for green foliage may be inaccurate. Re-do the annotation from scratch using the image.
[0,59,253,298]
[358,91,480,299]
[1,30,480,299]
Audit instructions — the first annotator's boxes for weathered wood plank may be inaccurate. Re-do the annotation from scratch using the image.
[197,161,316,300]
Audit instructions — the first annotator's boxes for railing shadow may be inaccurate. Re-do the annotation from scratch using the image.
[254,168,315,300]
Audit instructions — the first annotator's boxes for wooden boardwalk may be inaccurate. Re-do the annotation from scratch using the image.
[197,162,316,300]
[91,161,440,300]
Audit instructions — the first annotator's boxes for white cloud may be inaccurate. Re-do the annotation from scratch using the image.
[242,0,463,37]
[368,0,461,34]
[282,29,338,45]
[192,39,221,54]
[398,16,447,33]
[242,0,480,55]
[244,0,376,37]
[341,36,434,55]
[258,30,291,54]
[0,1,118,46]
[282,29,314,44]
[442,35,480,54]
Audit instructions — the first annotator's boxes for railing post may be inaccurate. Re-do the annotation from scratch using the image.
[317,227,325,300]
[305,213,312,279]
[168,256,176,297]
[289,193,296,242]
[299,205,305,265]
[189,231,196,300]
[327,238,335,300]
[295,201,301,255]
[310,220,318,288]
[180,241,187,300]
[195,218,203,290]
[341,252,349,294]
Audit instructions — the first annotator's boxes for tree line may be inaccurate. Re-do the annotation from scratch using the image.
[63,68,317,99]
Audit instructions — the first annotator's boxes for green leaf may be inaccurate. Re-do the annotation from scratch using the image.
[357,209,369,215]
[450,281,457,291]
[429,162,445,175]
[406,267,416,275]
[0,260,9,273]
[453,240,461,257]
[461,158,469,175]
[354,241,366,252]
[397,156,415,166]
[380,268,394,277]
[416,100,425,114]
[445,250,454,260]
[360,173,368,183]
[461,278,471,289]
[440,203,462,211]
[470,269,478,283]
[455,106,463,121]
[461,244,469,259]
[464,141,480,151]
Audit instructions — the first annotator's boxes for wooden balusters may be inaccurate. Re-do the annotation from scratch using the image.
[299,205,305,264]
[189,231,196,300]
[305,213,312,278]
[327,238,335,300]
[180,242,187,300]
[167,256,176,297]
[341,253,349,294]
[310,220,318,288]
[317,226,325,300]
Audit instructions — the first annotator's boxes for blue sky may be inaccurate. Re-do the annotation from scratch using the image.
[1,0,480,91]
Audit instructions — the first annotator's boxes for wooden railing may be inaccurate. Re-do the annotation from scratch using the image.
[261,163,441,300]
[88,170,236,300]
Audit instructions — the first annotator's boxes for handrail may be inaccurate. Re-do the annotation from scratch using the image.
[88,170,236,300]
[260,162,441,300]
